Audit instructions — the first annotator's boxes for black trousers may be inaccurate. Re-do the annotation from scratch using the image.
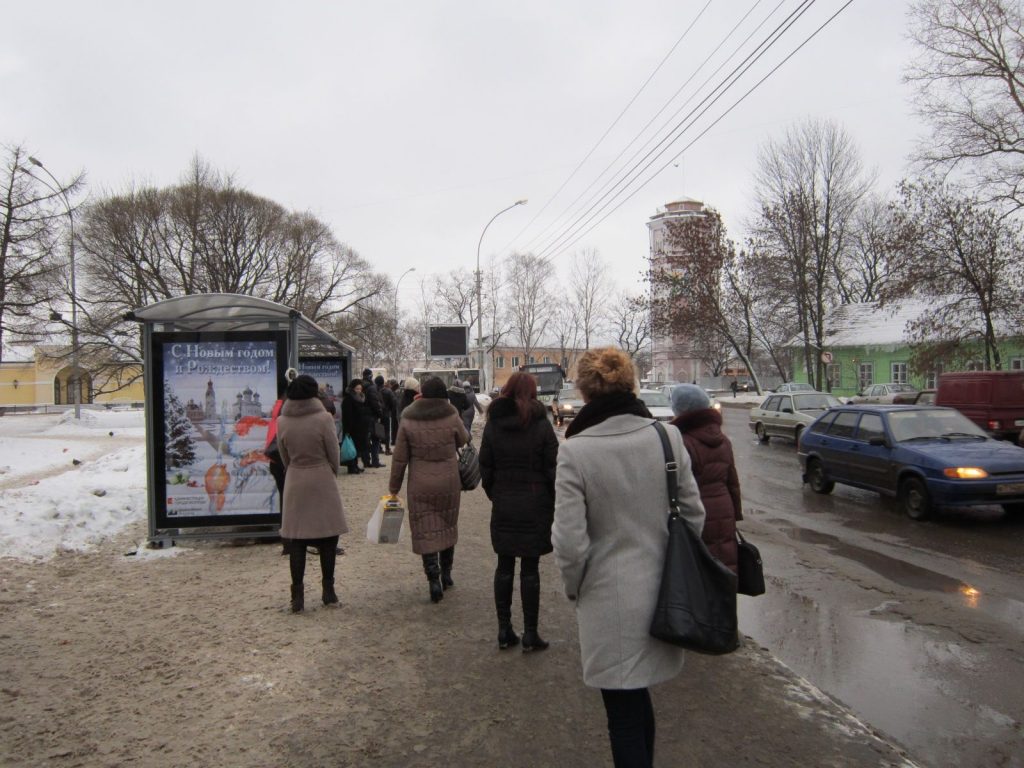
[496,554,539,578]
[600,688,655,768]
[288,535,339,586]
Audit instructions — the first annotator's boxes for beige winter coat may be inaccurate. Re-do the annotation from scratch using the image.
[553,415,706,690]
[277,398,348,540]
[388,397,468,555]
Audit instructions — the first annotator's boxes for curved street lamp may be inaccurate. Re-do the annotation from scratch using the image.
[475,199,527,391]
[393,267,416,373]
[21,156,81,419]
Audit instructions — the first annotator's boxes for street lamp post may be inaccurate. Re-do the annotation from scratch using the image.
[475,199,527,392]
[22,156,81,419]
[393,267,416,374]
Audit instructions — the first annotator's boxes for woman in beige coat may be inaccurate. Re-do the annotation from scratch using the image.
[277,374,349,613]
[553,348,705,768]
[388,376,468,603]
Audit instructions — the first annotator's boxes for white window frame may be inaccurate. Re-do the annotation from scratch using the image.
[858,362,874,390]
[496,356,505,369]
[891,361,908,384]
[1010,358,1024,371]
[511,356,520,368]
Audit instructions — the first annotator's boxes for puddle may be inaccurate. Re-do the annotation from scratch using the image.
[740,571,1024,767]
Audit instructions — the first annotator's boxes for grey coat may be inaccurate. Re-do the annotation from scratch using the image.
[553,414,705,690]
[277,398,348,540]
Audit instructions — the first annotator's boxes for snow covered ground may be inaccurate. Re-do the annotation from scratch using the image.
[0,409,149,561]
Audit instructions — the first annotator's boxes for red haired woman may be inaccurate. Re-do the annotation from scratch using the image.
[479,372,559,651]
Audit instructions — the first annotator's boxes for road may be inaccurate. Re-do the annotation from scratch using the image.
[718,406,1024,768]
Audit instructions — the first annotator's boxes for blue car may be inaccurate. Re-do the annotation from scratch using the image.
[798,404,1024,520]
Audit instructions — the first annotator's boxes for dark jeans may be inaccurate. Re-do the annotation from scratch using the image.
[600,688,655,768]
[496,554,539,578]
[288,535,339,586]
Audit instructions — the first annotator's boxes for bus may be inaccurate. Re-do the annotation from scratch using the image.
[456,368,480,392]
[520,363,566,421]
[412,368,459,389]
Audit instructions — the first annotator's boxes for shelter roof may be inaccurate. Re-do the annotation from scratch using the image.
[126,293,354,352]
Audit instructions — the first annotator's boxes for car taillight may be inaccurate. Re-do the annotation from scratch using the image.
[987,419,1002,430]
[943,467,988,479]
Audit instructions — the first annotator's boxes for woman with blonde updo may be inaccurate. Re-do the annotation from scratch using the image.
[553,347,705,768]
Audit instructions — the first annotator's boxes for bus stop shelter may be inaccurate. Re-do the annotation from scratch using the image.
[127,294,355,547]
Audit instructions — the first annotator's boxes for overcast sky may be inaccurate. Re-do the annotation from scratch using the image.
[4,1,919,309]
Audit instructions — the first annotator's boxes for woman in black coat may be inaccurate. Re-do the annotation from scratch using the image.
[340,379,371,474]
[479,372,559,652]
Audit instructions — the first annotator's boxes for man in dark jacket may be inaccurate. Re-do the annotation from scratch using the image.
[447,381,469,414]
[361,368,386,468]
[376,375,396,456]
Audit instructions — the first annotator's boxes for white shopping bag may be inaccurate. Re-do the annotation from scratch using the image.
[367,495,405,544]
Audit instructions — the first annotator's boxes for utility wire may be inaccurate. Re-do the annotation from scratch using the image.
[502,0,715,255]
[537,0,856,263]
[520,0,787,258]
[533,0,819,262]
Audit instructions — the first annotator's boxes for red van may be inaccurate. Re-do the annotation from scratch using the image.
[935,371,1024,441]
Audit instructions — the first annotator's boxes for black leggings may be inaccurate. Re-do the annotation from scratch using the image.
[288,535,339,585]
[496,554,539,578]
[600,688,655,768]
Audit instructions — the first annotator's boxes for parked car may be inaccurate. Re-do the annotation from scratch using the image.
[749,392,842,445]
[552,388,585,425]
[637,389,675,421]
[936,371,1024,441]
[848,382,919,404]
[894,389,936,405]
[798,404,1024,520]
[658,383,722,413]
[774,382,817,393]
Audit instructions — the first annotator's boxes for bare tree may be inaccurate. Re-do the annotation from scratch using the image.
[841,194,897,303]
[649,209,767,392]
[548,302,581,372]
[751,119,873,389]
[907,0,1024,211]
[430,269,477,326]
[0,144,85,359]
[881,178,1024,371]
[505,252,555,360]
[569,248,612,348]
[608,292,651,364]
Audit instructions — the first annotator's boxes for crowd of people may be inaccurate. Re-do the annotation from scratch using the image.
[268,351,744,768]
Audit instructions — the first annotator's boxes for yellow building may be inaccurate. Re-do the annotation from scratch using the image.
[0,346,144,410]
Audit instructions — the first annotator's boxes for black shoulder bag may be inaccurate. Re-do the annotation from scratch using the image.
[648,421,739,655]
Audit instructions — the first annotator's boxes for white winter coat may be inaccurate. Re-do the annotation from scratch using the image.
[553,415,705,689]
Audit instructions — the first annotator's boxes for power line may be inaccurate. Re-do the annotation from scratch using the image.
[533,0,820,262]
[536,0,856,263]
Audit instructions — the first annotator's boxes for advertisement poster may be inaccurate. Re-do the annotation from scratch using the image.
[159,336,283,521]
[299,356,346,436]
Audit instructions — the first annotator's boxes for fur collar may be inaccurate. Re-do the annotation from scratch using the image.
[487,396,547,428]
[401,397,456,421]
[281,398,327,418]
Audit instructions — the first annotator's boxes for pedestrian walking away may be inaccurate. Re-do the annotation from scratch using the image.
[276,374,349,613]
[378,376,397,454]
[479,372,559,652]
[552,347,706,768]
[670,384,743,574]
[460,380,485,438]
[388,376,469,603]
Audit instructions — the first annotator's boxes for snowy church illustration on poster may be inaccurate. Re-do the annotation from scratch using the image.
[161,339,279,518]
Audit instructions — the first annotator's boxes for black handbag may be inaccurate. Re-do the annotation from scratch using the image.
[373,421,387,441]
[736,530,765,596]
[648,422,739,655]
[264,436,281,464]
[457,441,481,491]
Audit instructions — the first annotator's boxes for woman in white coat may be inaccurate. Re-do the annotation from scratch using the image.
[553,347,705,768]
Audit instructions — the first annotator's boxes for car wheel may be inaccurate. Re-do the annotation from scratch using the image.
[806,459,834,494]
[901,477,931,521]
[755,423,770,443]
[793,424,804,448]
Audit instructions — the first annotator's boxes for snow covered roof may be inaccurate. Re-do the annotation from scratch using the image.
[126,293,354,352]
[822,300,932,348]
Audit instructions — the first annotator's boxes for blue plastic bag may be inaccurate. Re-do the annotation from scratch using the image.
[340,434,357,463]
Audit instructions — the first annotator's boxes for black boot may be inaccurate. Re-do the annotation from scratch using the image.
[319,540,338,605]
[290,583,304,613]
[494,568,519,649]
[422,553,444,603]
[440,546,455,590]
[322,580,339,606]
[520,571,549,652]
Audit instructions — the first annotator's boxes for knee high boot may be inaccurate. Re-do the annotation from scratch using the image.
[440,546,455,590]
[319,542,339,605]
[288,545,306,613]
[520,571,549,652]
[422,553,444,603]
[494,569,519,649]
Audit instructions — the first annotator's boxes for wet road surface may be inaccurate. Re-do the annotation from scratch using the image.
[720,407,1024,768]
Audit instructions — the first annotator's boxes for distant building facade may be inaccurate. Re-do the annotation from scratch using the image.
[647,197,709,384]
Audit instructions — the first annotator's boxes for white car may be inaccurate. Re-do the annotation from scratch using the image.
[638,389,675,421]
